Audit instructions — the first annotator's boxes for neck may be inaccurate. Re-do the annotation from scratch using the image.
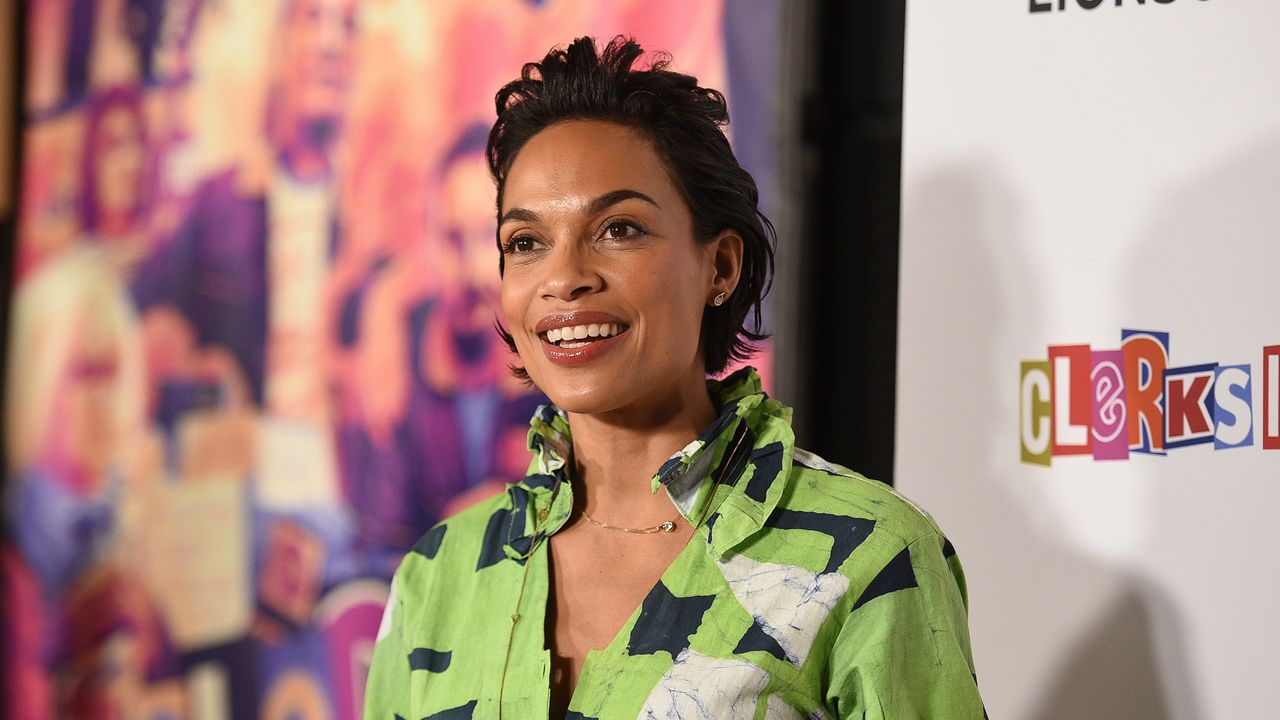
[566,370,717,521]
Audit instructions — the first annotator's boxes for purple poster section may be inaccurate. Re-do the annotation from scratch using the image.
[1,1,778,718]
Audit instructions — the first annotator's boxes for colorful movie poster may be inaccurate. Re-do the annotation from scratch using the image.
[2,1,774,718]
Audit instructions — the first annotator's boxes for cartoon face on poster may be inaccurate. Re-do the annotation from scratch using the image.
[3,1,771,718]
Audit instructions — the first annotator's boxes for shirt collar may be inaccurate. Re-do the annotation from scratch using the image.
[506,367,794,561]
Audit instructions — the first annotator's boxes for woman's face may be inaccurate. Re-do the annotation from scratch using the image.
[499,120,720,417]
[93,106,145,221]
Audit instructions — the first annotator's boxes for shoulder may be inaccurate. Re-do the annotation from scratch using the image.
[781,455,984,714]
[784,446,944,549]
[755,447,970,620]
[728,444,958,591]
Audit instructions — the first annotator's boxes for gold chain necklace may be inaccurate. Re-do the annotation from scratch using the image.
[579,507,681,534]
[576,423,750,535]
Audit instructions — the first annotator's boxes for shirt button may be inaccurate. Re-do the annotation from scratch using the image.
[537,508,549,521]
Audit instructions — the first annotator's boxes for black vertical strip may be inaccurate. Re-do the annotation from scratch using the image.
[802,1,905,485]
[0,2,26,713]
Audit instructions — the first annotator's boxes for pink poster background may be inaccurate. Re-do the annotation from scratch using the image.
[2,1,772,718]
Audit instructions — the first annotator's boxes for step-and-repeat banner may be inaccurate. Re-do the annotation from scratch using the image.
[1,1,775,717]
[899,2,1280,717]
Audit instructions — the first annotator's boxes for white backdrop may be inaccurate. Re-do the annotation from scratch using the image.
[897,2,1280,718]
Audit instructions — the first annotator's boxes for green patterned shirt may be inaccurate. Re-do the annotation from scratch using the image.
[364,369,984,719]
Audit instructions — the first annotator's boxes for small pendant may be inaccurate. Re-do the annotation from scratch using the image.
[658,521,676,533]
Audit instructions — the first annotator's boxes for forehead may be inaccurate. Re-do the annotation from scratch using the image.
[502,120,680,211]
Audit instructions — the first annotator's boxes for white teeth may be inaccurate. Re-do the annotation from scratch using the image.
[544,322,627,345]
[560,340,590,348]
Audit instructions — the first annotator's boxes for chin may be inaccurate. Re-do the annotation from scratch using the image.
[547,394,620,417]
[526,364,632,415]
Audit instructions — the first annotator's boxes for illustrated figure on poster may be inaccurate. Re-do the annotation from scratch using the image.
[413,122,546,515]
[335,122,544,559]
[120,2,363,715]
[131,0,357,420]
[80,85,153,266]
[3,245,178,718]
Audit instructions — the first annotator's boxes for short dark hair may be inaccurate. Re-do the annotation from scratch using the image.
[487,35,775,378]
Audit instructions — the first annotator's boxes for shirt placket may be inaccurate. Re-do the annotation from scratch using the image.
[497,478,571,719]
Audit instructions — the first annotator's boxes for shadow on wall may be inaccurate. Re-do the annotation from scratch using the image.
[1030,579,1189,720]
[1063,135,1280,719]
[899,165,1202,720]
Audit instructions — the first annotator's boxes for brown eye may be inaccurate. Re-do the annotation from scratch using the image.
[505,235,539,253]
[603,221,641,239]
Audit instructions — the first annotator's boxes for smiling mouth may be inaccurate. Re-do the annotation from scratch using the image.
[540,322,629,349]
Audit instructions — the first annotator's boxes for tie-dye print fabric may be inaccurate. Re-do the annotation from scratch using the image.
[364,368,985,719]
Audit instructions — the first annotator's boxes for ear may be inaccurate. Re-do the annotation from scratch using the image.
[706,229,744,305]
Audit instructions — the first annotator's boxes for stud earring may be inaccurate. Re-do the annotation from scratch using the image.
[712,292,728,307]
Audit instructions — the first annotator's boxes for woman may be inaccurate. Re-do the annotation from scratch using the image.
[365,36,984,719]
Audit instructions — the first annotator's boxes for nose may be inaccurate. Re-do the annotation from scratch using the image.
[539,241,603,302]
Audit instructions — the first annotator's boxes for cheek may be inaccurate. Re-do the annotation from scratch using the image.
[498,276,528,342]
[647,257,710,339]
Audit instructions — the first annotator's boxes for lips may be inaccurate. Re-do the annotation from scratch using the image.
[535,311,631,367]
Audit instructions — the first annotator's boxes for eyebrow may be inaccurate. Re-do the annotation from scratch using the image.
[499,188,661,226]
